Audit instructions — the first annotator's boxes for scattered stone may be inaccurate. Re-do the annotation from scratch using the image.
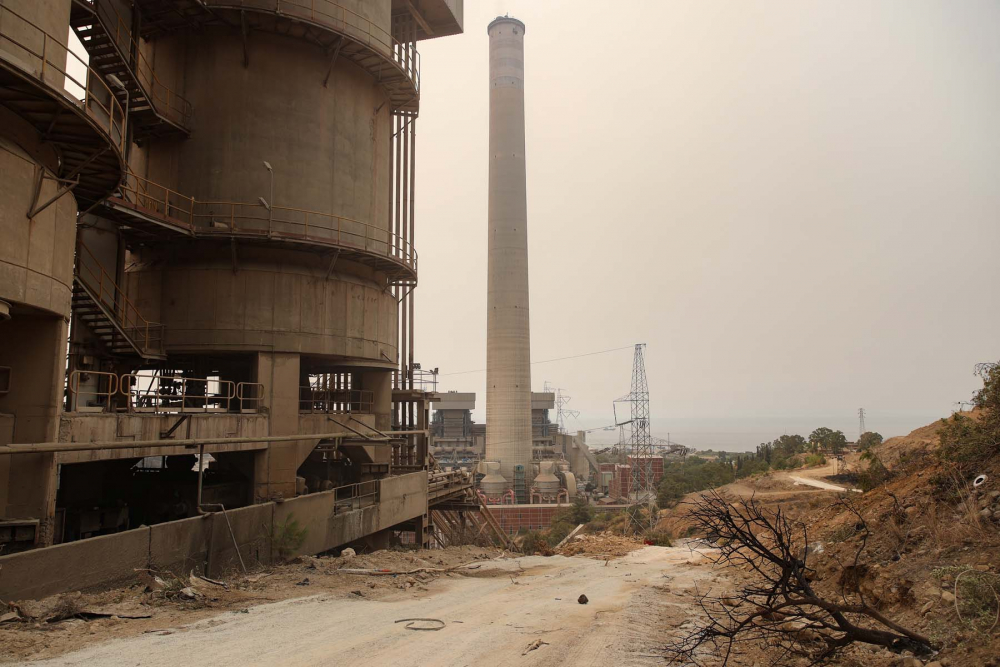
[893,658,923,667]
[920,601,934,616]
[295,578,311,587]
[350,590,364,597]
[578,594,588,605]
[341,548,356,559]
[941,591,956,604]
[925,662,943,667]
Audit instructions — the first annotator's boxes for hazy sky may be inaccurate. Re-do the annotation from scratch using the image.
[414,1,1000,449]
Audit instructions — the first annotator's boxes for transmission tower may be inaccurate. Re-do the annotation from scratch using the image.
[858,408,866,441]
[614,344,655,534]
[546,383,579,432]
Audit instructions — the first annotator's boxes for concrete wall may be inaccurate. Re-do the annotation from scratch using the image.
[144,27,390,230]
[0,471,428,601]
[55,413,270,464]
[0,138,77,319]
[0,0,72,90]
[0,524,149,602]
[125,246,397,360]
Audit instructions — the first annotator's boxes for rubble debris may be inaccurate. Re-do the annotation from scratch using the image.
[340,548,357,559]
[190,572,228,589]
[178,587,201,600]
[295,578,311,586]
[522,639,549,655]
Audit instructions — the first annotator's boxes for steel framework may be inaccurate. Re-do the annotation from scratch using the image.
[614,344,656,533]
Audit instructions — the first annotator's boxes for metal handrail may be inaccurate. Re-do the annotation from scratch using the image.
[122,374,237,413]
[331,479,380,512]
[203,0,419,90]
[116,169,417,273]
[75,0,193,127]
[299,387,374,414]
[236,382,265,412]
[194,202,416,272]
[0,4,126,154]
[68,370,119,411]
[75,241,164,354]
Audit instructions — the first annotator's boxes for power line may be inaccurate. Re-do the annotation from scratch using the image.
[439,345,634,376]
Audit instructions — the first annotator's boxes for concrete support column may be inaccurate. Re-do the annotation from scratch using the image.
[253,352,301,501]
[358,369,392,431]
[0,316,67,544]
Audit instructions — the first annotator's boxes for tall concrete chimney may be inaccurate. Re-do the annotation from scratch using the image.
[486,15,532,485]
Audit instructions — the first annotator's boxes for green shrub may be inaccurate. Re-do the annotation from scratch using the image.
[273,515,308,560]
[804,453,827,467]
[858,454,891,492]
[521,531,551,555]
[939,361,1000,471]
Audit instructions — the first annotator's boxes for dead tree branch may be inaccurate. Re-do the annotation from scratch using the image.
[664,491,933,666]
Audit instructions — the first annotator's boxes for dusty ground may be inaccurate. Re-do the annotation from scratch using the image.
[0,545,500,664]
[2,544,734,667]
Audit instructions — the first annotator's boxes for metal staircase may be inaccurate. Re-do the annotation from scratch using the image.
[73,242,165,360]
[69,0,192,139]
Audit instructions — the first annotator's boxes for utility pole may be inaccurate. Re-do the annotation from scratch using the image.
[615,344,655,534]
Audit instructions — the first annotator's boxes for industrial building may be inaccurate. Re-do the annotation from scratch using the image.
[0,0,469,564]
[431,390,598,505]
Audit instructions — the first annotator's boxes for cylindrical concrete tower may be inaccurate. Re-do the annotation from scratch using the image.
[486,16,532,484]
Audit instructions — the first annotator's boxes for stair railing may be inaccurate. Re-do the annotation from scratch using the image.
[75,241,164,355]
[73,0,193,127]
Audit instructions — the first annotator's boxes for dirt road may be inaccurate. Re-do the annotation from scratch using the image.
[23,545,728,667]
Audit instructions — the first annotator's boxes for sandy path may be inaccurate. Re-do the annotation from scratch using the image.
[22,546,725,667]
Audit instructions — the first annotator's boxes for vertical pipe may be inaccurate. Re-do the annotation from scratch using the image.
[393,111,402,389]
[401,115,409,400]
[408,117,416,394]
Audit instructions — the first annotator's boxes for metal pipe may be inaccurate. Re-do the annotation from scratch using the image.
[198,502,247,574]
[0,429,430,455]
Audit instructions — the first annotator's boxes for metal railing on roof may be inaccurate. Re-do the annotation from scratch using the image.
[299,387,374,414]
[122,374,237,413]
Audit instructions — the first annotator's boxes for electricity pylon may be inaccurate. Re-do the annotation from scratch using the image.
[614,344,655,534]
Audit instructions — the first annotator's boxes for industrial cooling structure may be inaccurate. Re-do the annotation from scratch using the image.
[0,0,464,553]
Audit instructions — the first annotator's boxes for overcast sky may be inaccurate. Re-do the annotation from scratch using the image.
[413,0,1000,450]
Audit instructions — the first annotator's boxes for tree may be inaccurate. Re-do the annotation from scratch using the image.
[857,431,883,452]
[774,434,807,458]
[809,427,847,454]
[827,430,848,455]
[809,427,834,448]
[665,492,933,665]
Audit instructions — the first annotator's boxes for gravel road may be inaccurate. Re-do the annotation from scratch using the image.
[24,545,724,667]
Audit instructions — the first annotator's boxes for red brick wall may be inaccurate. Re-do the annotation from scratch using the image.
[488,505,562,535]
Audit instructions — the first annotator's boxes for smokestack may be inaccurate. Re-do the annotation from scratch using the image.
[486,15,531,485]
